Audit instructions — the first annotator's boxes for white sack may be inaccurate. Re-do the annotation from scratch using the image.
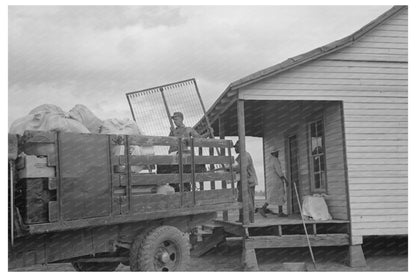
[99,118,142,135]
[105,119,155,173]
[301,195,332,220]
[29,104,65,115]
[68,104,103,133]
[9,105,90,135]
[157,184,175,195]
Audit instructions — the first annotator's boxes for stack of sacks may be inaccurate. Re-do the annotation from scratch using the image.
[9,104,90,135]
[68,104,104,133]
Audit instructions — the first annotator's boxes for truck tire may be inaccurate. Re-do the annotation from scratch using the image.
[72,261,120,271]
[129,225,190,271]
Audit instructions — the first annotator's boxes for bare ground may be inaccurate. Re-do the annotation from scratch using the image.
[11,236,407,271]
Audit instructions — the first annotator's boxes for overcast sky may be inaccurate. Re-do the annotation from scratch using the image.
[8,5,393,190]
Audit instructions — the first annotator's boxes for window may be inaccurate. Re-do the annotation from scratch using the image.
[309,119,326,192]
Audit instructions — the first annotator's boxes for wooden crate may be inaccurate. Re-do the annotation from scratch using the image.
[16,155,55,179]
[16,178,56,224]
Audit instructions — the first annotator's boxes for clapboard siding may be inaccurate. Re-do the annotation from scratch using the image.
[324,9,407,63]
[242,7,408,238]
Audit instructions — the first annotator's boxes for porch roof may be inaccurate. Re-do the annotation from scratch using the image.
[194,5,405,137]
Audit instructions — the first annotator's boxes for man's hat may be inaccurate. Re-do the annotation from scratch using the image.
[171,112,184,119]
[271,150,279,156]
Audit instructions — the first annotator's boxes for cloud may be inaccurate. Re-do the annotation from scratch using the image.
[9,5,390,127]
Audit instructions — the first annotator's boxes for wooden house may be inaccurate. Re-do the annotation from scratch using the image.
[195,6,407,269]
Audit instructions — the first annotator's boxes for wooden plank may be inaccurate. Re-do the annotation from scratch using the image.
[347,157,409,165]
[348,171,407,178]
[131,190,236,212]
[346,153,407,159]
[351,40,407,49]
[344,108,407,116]
[344,103,407,111]
[348,177,408,184]
[349,196,407,203]
[129,155,232,165]
[349,183,407,190]
[341,46,407,55]
[257,71,408,80]
[345,133,407,140]
[192,138,230,148]
[244,234,350,249]
[348,164,407,171]
[352,222,407,229]
[349,189,407,197]
[130,172,233,185]
[364,29,408,38]
[295,64,408,74]
[128,135,179,146]
[345,121,407,128]
[374,24,408,32]
[351,208,409,217]
[346,145,407,153]
[352,227,408,236]
[350,202,407,209]
[325,52,407,62]
[346,139,408,146]
[297,59,408,69]
[356,35,408,44]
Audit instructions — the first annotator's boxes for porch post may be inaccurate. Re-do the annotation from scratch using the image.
[219,116,229,221]
[237,98,250,225]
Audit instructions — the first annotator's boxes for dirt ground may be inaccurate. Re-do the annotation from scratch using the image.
[11,236,407,271]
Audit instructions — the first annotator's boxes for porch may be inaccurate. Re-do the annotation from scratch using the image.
[194,98,361,269]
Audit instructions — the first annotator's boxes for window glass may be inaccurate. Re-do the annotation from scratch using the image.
[320,155,326,171]
[309,119,326,191]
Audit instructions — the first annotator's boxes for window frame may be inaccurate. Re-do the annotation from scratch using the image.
[307,116,328,194]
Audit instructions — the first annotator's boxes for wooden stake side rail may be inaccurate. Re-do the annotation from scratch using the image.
[129,155,233,165]
[15,131,238,235]
[129,172,233,185]
[127,135,230,148]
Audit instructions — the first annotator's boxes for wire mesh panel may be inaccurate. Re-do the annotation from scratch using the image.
[126,78,210,156]
[126,79,227,190]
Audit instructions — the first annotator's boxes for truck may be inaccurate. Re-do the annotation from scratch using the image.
[8,130,238,271]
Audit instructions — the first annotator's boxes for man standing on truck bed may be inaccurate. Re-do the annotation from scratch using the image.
[168,112,212,154]
[166,112,212,192]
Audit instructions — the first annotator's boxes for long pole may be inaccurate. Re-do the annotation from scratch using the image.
[292,181,317,270]
[159,87,175,131]
[192,79,223,158]
[9,161,14,247]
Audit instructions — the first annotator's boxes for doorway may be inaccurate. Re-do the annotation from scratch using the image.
[287,134,300,214]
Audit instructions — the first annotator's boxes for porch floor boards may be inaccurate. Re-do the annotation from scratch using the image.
[215,213,349,228]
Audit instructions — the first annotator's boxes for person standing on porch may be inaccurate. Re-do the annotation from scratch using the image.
[259,150,288,217]
[233,140,258,223]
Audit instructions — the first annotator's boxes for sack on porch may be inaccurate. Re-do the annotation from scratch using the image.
[301,195,332,220]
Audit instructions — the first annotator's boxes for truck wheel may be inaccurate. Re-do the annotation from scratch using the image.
[130,225,190,271]
[72,262,120,271]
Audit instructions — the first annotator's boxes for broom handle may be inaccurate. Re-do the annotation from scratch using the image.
[292,180,317,270]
